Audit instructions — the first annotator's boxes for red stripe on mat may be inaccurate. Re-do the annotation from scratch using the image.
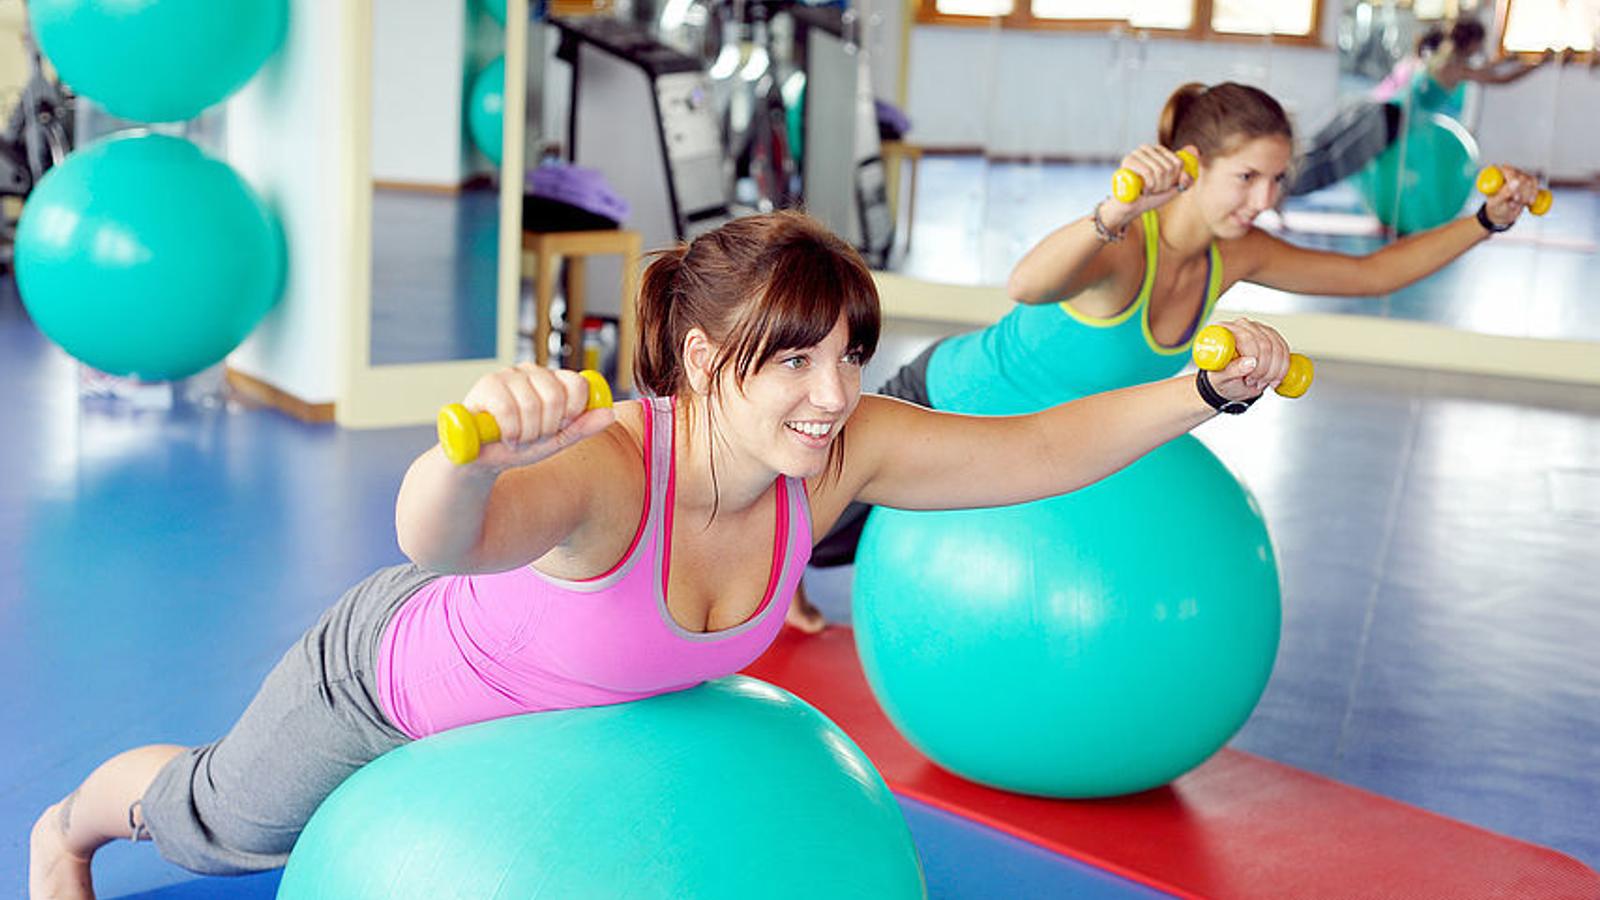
[745,627,1600,900]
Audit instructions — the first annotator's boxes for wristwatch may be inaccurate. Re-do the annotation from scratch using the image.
[1476,202,1512,234]
[1195,369,1254,415]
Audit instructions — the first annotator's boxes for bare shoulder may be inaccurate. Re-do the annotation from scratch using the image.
[804,394,930,511]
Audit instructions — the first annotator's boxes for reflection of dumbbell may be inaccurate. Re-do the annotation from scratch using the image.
[1112,149,1199,204]
[437,369,614,465]
[1477,166,1553,216]
[1192,325,1313,399]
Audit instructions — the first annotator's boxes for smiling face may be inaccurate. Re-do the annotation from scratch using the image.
[1193,135,1293,239]
[707,314,864,480]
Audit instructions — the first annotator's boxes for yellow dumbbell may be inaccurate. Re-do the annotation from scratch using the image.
[437,369,613,465]
[1476,166,1553,216]
[1112,149,1200,204]
[1192,325,1313,399]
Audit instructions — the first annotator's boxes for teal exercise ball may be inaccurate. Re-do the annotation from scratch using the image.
[1354,112,1479,234]
[278,677,926,899]
[15,133,286,380]
[468,57,506,165]
[853,435,1281,798]
[31,0,288,123]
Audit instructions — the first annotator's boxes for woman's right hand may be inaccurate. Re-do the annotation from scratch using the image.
[1105,144,1195,223]
[456,364,616,471]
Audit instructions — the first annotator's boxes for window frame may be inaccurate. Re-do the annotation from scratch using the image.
[1495,0,1597,62]
[914,0,1326,47]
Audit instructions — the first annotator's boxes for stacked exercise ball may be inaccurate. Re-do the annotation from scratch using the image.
[277,677,926,899]
[1354,112,1479,234]
[853,435,1281,798]
[468,57,507,166]
[19,0,289,380]
[30,0,289,123]
[15,134,286,380]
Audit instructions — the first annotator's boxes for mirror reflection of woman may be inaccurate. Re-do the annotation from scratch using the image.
[788,81,1545,631]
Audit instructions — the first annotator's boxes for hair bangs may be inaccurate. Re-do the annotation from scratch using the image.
[720,233,882,384]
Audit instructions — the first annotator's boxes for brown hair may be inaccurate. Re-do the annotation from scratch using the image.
[1157,82,1293,159]
[634,211,881,503]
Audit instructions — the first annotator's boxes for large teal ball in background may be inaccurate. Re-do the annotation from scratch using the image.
[853,435,1280,798]
[31,0,289,123]
[468,56,506,165]
[1354,112,1479,234]
[278,677,926,899]
[15,133,286,380]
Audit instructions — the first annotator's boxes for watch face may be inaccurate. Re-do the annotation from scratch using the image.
[1220,400,1251,415]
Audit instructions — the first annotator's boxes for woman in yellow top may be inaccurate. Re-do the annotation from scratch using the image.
[789,80,1545,631]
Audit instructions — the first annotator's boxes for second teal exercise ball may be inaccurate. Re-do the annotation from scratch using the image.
[277,677,926,899]
[15,133,286,380]
[853,435,1281,798]
[468,56,506,166]
[1354,112,1479,234]
[31,0,289,123]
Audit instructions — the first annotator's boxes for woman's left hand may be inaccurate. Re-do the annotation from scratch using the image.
[1483,164,1540,227]
[1207,318,1292,401]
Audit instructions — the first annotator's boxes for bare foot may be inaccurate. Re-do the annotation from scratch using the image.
[784,590,828,634]
[29,803,95,900]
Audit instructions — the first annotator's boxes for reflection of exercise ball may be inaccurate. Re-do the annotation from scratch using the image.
[481,0,508,26]
[468,57,506,165]
[1354,112,1478,234]
[31,0,288,123]
[853,435,1281,798]
[15,133,286,380]
[278,677,925,899]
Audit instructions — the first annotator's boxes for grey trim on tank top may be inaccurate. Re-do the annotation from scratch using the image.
[521,396,792,642]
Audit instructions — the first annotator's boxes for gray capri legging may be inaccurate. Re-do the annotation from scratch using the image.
[141,564,439,875]
[811,339,941,568]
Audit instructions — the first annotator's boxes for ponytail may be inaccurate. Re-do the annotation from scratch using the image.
[1158,82,1208,150]
[1156,81,1293,158]
[633,245,688,397]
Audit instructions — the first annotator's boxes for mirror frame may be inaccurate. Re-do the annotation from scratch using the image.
[338,0,528,428]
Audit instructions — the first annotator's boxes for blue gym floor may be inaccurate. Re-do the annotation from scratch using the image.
[5,162,1600,895]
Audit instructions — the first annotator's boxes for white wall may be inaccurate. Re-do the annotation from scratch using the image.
[371,0,468,184]
[1476,63,1600,182]
[903,27,1341,158]
[226,0,357,405]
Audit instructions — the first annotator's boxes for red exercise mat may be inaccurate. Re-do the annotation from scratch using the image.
[745,627,1600,900]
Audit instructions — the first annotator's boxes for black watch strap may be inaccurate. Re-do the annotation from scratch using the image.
[1196,369,1254,415]
[1476,202,1512,234]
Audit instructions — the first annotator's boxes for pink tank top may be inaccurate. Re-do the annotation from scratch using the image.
[375,396,812,739]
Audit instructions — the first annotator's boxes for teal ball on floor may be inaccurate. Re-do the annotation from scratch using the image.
[853,435,1280,798]
[1354,112,1479,234]
[14,133,286,381]
[30,0,287,123]
[278,677,926,899]
[468,56,506,165]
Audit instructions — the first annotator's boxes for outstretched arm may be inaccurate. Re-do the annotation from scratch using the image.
[835,320,1289,513]
[1007,145,1193,305]
[396,365,618,574]
[1236,165,1542,296]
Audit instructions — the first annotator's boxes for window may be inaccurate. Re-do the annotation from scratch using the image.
[920,0,1322,42]
[1501,0,1597,54]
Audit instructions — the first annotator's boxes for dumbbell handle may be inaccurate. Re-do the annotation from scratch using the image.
[437,369,613,465]
[1112,150,1199,204]
[1477,166,1552,216]
[1192,325,1313,399]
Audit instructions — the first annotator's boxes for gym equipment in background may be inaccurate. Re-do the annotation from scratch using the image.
[14,133,285,380]
[30,0,288,123]
[556,16,732,248]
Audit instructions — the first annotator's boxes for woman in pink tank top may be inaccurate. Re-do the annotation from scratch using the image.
[34,212,1295,896]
